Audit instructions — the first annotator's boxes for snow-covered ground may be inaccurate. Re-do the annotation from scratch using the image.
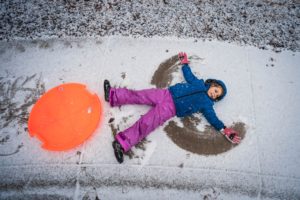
[0,0,300,199]
[1,0,299,51]
[0,37,299,199]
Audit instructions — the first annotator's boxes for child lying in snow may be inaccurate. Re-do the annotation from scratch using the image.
[104,52,241,163]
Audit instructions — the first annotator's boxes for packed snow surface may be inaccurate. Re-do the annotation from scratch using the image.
[0,0,299,51]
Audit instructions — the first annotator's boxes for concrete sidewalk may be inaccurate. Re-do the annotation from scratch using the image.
[0,37,299,199]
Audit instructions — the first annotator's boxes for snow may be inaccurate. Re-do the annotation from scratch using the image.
[1,0,299,52]
[0,36,299,199]
[1,0,300,198]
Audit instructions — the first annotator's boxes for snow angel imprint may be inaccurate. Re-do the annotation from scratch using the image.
[104,52,245,163]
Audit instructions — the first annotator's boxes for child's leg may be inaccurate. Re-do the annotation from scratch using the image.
[109,88,167,107]
[115,90,176,152]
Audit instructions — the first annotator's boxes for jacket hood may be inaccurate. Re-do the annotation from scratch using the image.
[205,79,227,101]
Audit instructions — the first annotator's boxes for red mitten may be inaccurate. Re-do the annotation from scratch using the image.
[222,127,241,144]
[178,52,189,64]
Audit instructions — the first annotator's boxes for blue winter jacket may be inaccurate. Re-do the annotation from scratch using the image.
[168,64,225,131]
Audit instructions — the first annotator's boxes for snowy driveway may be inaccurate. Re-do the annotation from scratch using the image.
[0,37,299,199]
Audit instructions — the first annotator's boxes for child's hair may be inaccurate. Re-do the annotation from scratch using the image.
[205,79,227,101]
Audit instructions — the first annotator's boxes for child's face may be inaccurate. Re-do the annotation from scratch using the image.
[207,85,223,100]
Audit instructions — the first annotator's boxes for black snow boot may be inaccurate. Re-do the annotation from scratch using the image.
[112,140,124,164]
[104,79,111,102]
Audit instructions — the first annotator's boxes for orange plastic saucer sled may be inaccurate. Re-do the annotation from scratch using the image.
[28,83,103,151]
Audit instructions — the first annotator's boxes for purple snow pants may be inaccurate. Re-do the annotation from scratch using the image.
[109,88,176,152]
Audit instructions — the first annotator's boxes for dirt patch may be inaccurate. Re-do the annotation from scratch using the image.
[164,120,246,155]
[64,41,73,48]
[0,144,24,157]
[82,187,101,200]
[0,135,10,144]
[151,55,247,155]
[0,73,45,156]
[121,72,126,80]
[38,41,51,49]
[15,43,26,53]
[0,74,45,130]
[151,55,180,88]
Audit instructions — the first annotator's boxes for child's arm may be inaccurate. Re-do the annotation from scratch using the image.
[178,52,198,84]
[202,108,241,144]
[182,64,198,84]
[202,107,225,131]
